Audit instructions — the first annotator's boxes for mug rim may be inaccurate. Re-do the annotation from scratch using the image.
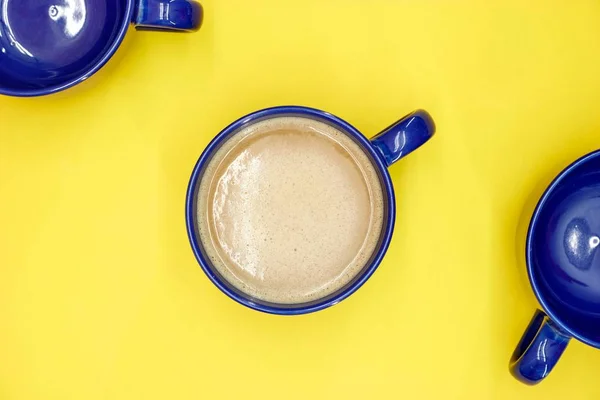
[185,105,397,315]
[0,1,135,97]
[526,148,600,348]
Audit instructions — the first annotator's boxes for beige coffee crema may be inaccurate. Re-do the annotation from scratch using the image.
[196,116,385,304]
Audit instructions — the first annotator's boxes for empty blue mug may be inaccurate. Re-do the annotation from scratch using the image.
[185,106,436,315]
[510,149,600,384]
[0,0,202,97]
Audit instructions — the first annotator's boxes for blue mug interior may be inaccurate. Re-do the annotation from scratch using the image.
[186,108,396,314]
[0,0,131,96]
[528,150,600,346]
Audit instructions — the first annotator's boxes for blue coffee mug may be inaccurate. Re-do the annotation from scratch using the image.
[185,106,436,315]
[510,150,600,384]
[0,0,202,97]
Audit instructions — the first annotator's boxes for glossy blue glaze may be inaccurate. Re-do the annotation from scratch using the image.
[0,0,202,97]
[371,110,436,166]
[511,149,600,384]
[510,310,570,385]
[185,106,436,315]
[135,0,202,31]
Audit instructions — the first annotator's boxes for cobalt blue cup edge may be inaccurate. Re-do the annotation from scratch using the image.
[185,106,434,315]
[510,149,600,384]
[0,0,202,97]
[0,3,134,98]
[526,149,600,348]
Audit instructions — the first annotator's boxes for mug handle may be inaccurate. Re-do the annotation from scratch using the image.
[370,110,436,166]
[134,0,203,32]
[510,309,571,385]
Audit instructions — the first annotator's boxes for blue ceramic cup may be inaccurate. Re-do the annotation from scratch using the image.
[510,150,600,384]
[0,0,202,97]
[185,106,436,315]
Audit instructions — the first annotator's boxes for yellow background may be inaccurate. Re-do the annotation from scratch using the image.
[2,0,600,398]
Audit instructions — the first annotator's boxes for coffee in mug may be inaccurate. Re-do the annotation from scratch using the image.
[195,116,385,304]
[187,106,435,314]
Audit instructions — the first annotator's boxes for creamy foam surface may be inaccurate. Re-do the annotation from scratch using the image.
[196,116,385,304]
